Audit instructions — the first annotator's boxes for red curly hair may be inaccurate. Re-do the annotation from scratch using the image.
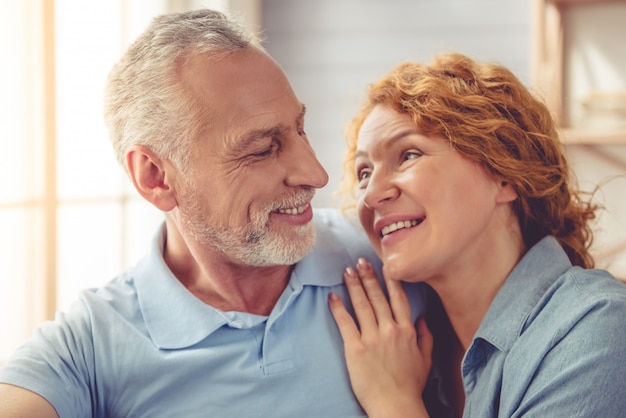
[340,53,597,268]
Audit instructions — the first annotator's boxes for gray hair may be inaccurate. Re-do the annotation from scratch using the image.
[103,9,262,173]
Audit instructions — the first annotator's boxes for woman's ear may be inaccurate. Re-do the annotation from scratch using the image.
[126,145,178,212]
[496,180,518,204]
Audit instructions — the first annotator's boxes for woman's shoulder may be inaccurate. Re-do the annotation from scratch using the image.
[501,266,626,417]
[524,265,626,346]
[562,266,626,306]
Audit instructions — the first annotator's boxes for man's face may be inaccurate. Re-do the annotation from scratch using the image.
[174,48,328,267]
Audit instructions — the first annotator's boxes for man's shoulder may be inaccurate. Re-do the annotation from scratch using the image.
[291,208,379,284]
[313,207,357,223]
[312,208,372,253]
[313,208,363,238]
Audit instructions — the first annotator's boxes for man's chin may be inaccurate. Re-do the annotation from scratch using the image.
[253,225,316,266]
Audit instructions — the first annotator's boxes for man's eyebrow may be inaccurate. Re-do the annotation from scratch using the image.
[230,125,285,158]
[297,104,306,125]
[239,126,284,148]
[233,104,307,154]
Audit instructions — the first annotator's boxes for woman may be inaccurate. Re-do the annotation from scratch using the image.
[328,53,626,417]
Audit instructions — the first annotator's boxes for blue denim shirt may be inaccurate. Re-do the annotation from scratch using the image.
[460,236,626,417]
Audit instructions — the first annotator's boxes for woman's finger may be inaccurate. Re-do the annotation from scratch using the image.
[328,293,362,342]
[343,266,379,332]
[355,258,394,324]
[384,274,413,327]
[416,316,434,374]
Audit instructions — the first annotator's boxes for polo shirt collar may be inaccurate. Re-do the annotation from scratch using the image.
[133,224,232,349]
[134,221,347,350]
[474,236,573,353]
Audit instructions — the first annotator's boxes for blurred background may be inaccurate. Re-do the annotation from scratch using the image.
[1,0,625,363]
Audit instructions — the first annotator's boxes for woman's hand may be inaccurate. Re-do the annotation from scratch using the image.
[329,258,433,418]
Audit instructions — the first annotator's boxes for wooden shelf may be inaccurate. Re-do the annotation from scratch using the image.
[550,0,625,5]
[532,0,626,144]
[559,128,626,145]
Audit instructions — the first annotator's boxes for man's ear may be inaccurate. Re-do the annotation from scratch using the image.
[126,145,178,212]
[496,180,518,204]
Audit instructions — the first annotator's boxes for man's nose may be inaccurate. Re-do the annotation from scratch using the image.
[283,138,329,189]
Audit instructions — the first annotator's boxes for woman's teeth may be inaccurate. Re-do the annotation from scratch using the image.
[381,219,420,237]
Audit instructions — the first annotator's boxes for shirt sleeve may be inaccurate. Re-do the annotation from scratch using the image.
[0,299,96,418]
[509,292,626,417]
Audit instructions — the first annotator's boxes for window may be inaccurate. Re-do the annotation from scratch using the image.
[0,0,261,365]
[0,0,177,363]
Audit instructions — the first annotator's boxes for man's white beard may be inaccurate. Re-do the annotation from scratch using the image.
[178,185,317,267]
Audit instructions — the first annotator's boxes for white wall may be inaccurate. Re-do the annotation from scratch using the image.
[263,0,531,208]
[261,0,626,279]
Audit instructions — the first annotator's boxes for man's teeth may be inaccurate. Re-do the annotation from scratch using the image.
[381,220,420,237]
[277,204,308,215]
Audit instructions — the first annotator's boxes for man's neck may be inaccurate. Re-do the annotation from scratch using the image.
[163,223,293,316]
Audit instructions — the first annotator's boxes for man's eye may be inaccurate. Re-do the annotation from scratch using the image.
[252,141,280,157]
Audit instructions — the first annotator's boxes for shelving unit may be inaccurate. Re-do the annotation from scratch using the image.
[532,0,626,144]
[532,0,626,280]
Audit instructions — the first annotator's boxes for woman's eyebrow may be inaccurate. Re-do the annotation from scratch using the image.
[355,129,420,158]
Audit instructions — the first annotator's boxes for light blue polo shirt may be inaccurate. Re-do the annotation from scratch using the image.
[0,208,426,418]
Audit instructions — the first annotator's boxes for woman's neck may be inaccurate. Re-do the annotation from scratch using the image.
[429,223,525,350]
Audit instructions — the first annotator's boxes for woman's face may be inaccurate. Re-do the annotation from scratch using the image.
[355,104,516,284]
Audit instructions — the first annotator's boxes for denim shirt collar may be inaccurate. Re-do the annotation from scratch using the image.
[473,236,573,353]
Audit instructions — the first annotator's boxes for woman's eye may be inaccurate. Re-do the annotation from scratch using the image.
[403,150,422,161]
[357,168,371,182]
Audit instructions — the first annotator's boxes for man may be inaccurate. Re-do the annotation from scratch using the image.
[0,9,425,417]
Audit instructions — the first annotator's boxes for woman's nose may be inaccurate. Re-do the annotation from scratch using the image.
[362,169,398,209]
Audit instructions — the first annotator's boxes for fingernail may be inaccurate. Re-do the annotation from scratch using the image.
[344,267,356,278]
[357,258,370,271]
[328,292,339,302]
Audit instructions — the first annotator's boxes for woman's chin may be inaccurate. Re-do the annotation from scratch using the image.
[382,262,409,283]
